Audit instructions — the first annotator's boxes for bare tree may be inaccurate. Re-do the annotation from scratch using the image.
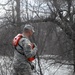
[0,0,74,75]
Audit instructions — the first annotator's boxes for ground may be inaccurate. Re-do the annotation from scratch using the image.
[0,55,73,75]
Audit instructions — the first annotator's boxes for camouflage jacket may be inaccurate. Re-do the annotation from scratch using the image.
[13,34,38,65]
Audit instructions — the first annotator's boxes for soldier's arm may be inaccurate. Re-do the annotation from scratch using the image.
[21,38,38,58]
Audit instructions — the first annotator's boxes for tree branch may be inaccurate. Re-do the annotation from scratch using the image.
[0,0,12,6]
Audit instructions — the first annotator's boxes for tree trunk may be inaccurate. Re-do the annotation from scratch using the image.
[15,0,21,33]
[16,0,21,25]
[73,40,75,73]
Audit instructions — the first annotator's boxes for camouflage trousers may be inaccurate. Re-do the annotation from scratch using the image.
[13,63,33,75]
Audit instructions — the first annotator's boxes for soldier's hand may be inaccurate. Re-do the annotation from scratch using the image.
[31,64,35,70]
[31,61,36,70]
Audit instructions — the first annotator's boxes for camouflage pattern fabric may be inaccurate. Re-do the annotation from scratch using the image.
[13,62,33,75]
[13,34,38,75]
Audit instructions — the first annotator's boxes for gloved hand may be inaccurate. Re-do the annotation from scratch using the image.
[32,43,37,48]
[28,43,37,49]
[31,64,35,70]
[31,61,35,70]
[31,43,35,49]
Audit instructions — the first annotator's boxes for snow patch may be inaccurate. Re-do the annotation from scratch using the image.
[0,56,73,75]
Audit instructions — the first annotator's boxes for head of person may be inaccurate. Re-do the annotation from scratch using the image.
[23,24,35,37]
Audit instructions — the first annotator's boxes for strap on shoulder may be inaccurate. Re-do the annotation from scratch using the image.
[15,44,25,55]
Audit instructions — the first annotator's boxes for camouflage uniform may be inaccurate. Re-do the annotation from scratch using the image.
[13,34,38,75]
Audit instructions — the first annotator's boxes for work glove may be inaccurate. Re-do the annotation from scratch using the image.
[33,43,37,47]
[31,61,36,70]
[33,43,37,49]
[28,43,37,49]
[31,43,37,49]
[31,43,37,51]
[31,64,35,70]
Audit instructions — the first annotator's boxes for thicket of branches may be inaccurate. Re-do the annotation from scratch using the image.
[0,0,75,75]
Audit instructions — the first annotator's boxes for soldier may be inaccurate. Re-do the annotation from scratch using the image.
[13,24,38,75]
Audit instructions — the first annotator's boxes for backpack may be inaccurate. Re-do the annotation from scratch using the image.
[12,34,35,62]
[13,34,22,47]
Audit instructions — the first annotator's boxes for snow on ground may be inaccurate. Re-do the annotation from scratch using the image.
[0,55,74,75]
